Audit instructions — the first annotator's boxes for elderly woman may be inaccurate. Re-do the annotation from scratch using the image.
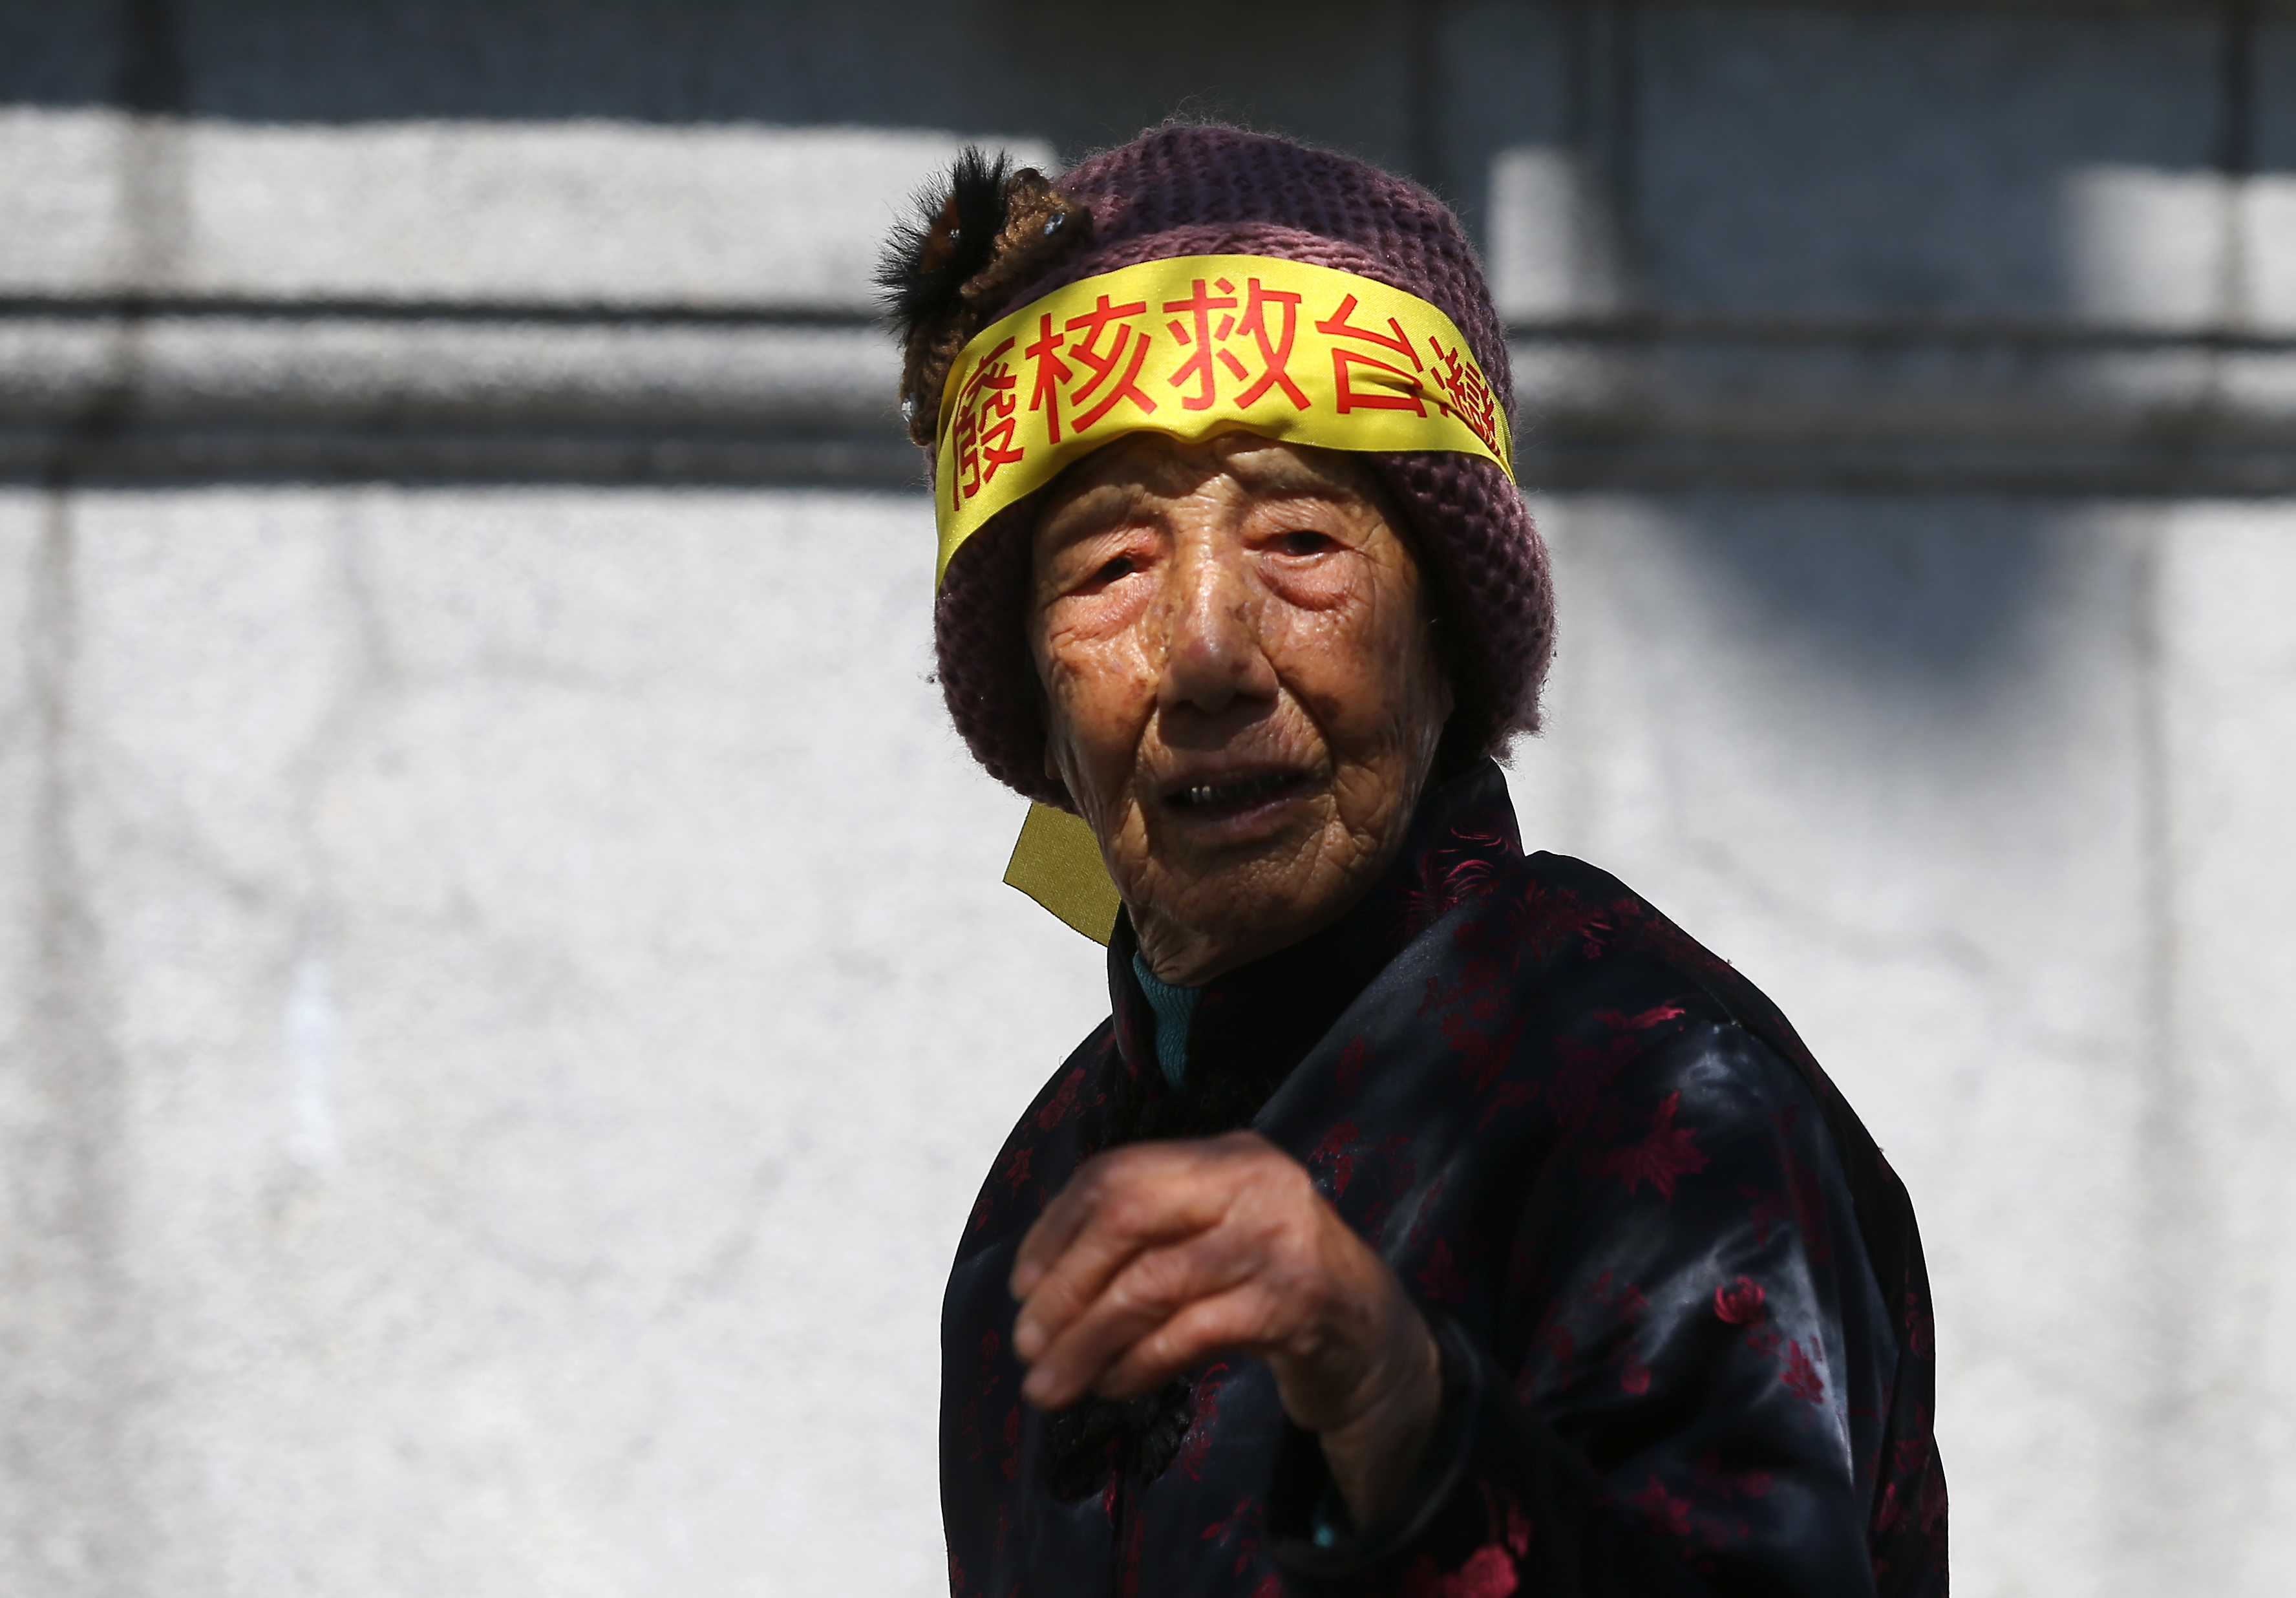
[882,127,1946,1597]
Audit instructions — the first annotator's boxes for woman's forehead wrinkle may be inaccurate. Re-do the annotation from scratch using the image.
[1053,436,1374,523]
[1072,434,1221,499]
[1220,439,1372,500]
[1040,478,1160,552]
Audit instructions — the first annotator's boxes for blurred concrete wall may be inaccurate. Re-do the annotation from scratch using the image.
[1,3,2293,1595]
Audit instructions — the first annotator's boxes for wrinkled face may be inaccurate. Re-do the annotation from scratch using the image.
[1028,433,1453,986]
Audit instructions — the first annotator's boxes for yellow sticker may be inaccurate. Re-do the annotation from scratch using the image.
[933,254,1513,586]
[1003,800,1120,945]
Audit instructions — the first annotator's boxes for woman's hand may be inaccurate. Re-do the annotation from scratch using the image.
[1009,1131,1441,1528]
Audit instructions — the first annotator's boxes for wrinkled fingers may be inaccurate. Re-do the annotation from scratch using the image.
[1017,1227,1264,1407]
[1094,1283,1291,1399]
[1010,1143,1250,1354]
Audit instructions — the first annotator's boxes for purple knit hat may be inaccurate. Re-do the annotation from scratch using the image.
[888,125,1553,808]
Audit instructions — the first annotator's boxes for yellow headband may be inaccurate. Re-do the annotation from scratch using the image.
[933,253,1514,586]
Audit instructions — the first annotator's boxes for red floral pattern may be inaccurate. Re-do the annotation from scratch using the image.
[1582,1090,1711,1198]
[1715,1276,1767,1326]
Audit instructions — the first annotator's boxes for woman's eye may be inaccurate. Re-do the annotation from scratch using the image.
[1274,529,1335,557]
[1090,556,1134,585]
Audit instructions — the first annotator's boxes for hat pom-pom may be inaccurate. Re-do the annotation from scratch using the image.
[876,146,1014,354]
[877,149,1092,445]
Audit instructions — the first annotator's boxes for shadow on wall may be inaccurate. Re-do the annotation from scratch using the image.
[4,0,2286,301]
[0,0,1436,173]
[3,0,2290,706]
[1633,495,2066,708]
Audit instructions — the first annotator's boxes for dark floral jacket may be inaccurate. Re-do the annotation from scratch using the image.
[942,760,1947,1597]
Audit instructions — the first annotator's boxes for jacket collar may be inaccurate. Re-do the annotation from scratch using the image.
[1103,758,1522,1134]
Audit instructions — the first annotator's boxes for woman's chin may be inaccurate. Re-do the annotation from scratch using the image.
[1128,812,1385,974]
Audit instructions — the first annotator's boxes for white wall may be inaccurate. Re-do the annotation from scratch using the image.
[0,485,1107,1596]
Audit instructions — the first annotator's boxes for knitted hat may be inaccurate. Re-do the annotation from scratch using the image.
[880,125,1553,809]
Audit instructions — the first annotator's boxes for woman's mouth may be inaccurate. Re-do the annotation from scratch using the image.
[1163,771,1313,814]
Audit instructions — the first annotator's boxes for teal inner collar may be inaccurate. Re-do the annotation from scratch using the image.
[1129,952,1202,1088]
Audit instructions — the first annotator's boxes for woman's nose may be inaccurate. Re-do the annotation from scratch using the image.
[1157,545,1275,716]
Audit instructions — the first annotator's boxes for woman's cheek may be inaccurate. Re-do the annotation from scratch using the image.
[1310,613,1435,764]
[1308,599,1395,698]
[1080,565,1164,634]
[1045,581,1154,681]
[1048,639,1153,760]
[1257,556,1361,613]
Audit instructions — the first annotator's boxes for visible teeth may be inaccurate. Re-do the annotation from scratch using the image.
[1176,774,1290,808]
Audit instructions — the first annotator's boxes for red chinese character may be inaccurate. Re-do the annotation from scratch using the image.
[1063,293,1158,431]
[978,412,1025,484]
[1235,278,1309,410]
[1162,277,1240,411]
[948,336,1021,509]
[1424,334,1502,454]
[1023,313,1075,443]
[1314,293,1427,416]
